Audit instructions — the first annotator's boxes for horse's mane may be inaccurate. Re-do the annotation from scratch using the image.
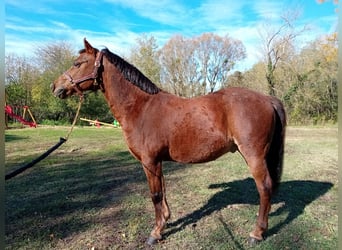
[101,48,161,95]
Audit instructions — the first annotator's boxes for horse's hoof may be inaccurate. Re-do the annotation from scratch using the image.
[248,236,262,246]
[146,236,159,245]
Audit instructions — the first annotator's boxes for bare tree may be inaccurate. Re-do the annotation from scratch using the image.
[159,34,197,96]
[258,11,307,96]
[159,33,246,97]
[35,42,75,75]
[193,33,246,93]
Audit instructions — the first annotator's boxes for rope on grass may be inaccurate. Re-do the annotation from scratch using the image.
[64,96,83,141]
[5,97,84,181]
[5,137,67,180]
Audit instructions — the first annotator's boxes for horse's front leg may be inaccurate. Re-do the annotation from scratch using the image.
[142,161,170,245]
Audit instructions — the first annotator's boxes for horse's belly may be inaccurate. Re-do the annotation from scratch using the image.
[169,137,236,163]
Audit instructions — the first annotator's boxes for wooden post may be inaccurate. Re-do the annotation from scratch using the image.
[26,107,37,125]
[80,118,117,127]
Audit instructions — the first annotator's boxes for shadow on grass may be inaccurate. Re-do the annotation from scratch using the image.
[5,150,185,248]
[6,150,138,241]
[5,134,28,142]
[165,177,333,241]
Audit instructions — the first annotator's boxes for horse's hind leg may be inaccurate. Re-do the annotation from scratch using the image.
[245,155,273,243]
[142,161,170,245]
[161,174,171,221]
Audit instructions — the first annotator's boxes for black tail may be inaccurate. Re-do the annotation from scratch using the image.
[267,97,286,192]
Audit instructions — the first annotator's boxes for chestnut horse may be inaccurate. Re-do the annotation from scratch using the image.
[52,39,286,245]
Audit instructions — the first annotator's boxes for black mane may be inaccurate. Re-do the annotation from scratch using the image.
[101,48,161,95]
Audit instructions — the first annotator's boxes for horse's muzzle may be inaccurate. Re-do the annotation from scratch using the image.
[52,85,67,99]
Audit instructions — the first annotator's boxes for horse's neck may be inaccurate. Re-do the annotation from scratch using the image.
[101,60,150,126]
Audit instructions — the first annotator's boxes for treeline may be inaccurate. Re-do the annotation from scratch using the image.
[5,31,337,125]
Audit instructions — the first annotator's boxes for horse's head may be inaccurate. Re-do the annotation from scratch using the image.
[51,39,103,99]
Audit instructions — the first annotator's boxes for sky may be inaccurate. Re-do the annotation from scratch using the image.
[5,0,338,71]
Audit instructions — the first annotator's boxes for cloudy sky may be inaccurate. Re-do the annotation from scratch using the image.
[5,0,337,70]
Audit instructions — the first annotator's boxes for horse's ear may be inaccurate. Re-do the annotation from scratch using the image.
[84,38,94,53]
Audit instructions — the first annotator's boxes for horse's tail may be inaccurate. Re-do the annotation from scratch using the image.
[267,97,286,192]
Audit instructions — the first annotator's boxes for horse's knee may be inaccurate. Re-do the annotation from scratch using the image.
[151,192,163,203]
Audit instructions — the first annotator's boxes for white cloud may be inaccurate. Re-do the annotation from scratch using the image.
[197,0,246,24]
[252,0,284,20]
[104,0,187,26]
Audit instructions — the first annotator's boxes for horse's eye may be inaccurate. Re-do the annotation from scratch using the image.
[73,62,81,68]
[74,62,81,68]
[73,60,87,68]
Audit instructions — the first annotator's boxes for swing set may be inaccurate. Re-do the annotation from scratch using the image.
[5,105,37,128]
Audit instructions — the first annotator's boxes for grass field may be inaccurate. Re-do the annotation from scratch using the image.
[5,125,338,249]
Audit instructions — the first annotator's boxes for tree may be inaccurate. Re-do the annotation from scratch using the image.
[31,42,77,122]
[34,41,75,74]
[5,54,39,106]
[159,34,197,96]
[319,32,338,62]
[287,34,337,123]
[258,11,306,96]
[159,33,246,97]
[227,63,268,94]
[193,33,246,93]
[129,34,161,86]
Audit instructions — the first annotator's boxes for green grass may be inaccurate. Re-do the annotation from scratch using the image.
[5,126,337,249]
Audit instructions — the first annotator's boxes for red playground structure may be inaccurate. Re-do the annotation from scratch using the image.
[5,105,37,128]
